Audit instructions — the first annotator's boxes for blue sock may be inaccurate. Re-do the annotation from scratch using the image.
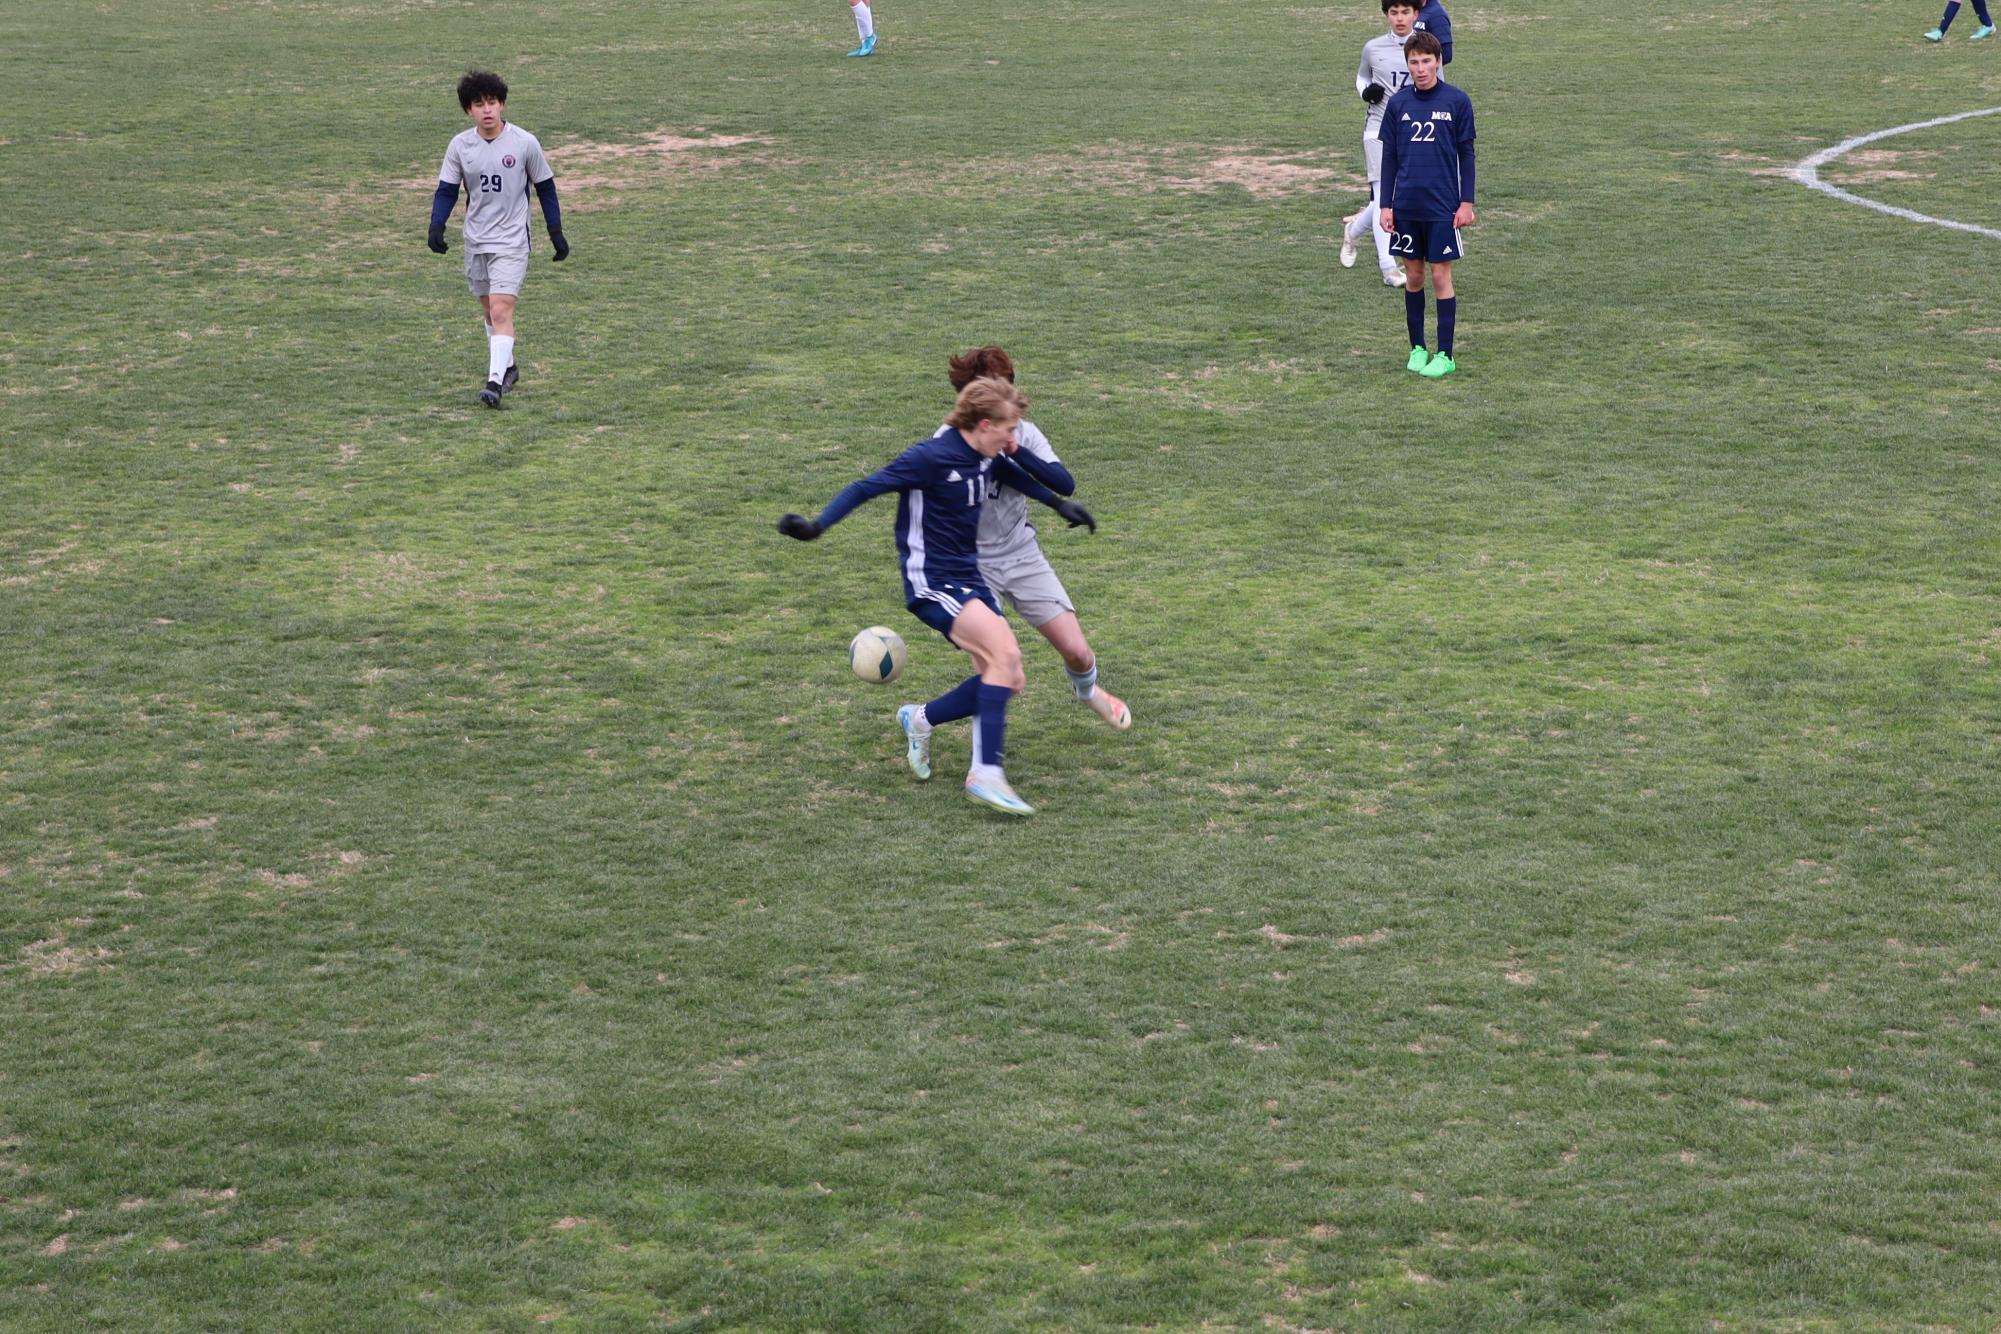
[1404,289,1426,350]
[1975,0,1992,25]
[1437,297,1457,357]
[924,675,982,726]
[972,682,1014,768]
[1940,1,1962,30]
[1065,659,1098,701]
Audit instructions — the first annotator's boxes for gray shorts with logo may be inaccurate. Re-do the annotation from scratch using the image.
[464,250,528,297]
[981,545,1074,628]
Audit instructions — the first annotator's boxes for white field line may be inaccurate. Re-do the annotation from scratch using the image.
[1788,106,2001,240]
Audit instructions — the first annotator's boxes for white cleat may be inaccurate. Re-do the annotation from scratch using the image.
[1383,268,1405,287]
[965,776,1034,816]
[1085,687,1132,730]
[897,704,932,780]
[1339,224,1359,269]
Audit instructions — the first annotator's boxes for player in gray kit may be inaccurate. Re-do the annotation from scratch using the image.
[427,70,569,408]
[1340,1,1417,287]
[938,347,1130,731]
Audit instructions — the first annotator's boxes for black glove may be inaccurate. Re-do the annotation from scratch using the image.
[778,513,823,541]
[1053,500,1095,533]
[427,224,448,254]
[549,227,569,262]
[1361,83,1386,105]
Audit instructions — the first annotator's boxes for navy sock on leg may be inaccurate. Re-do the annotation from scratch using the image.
[1940,1,1962,31]
[1437,297,1457,357]
[925,675,983,726]
[974,683,1014,768]
[1975,0,1992,25]
[1404,289,1426,349]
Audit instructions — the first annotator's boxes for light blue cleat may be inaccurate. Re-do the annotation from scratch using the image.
[1925,27,1946,40]
[847,33,876,56]
[1975,23,1997,39]
[965,776,1034,816]
[897,705,931,780]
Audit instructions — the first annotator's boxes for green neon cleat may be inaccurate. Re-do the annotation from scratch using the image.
[1418,352,1457,378]
[1405,345,1430,373]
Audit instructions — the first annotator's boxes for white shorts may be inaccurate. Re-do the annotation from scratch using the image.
[981,546,1074,628]
[464,250,528,297]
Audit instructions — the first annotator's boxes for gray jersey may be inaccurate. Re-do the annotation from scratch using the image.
[933,419,1062,563]
[1357,31,1411,137]
[438,123,553,255]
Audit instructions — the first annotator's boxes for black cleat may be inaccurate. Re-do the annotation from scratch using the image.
[479,380,503,408]
[500,363,519,395]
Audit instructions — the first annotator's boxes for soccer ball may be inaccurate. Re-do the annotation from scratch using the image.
[849,625,907,684]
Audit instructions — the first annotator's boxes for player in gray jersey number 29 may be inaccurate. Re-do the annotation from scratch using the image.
[427,70,570,408]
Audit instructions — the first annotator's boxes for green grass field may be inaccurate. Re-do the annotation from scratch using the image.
[4,0,2000,1328]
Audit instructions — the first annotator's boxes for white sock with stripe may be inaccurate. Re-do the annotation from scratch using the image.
[487,335,514,384]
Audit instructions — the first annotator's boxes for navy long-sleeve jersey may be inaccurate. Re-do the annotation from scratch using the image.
[1378,79,1476,222]
[812,429,1059,607]
[1415,1,1452,63]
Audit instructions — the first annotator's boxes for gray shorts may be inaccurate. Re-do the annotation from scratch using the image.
[464,250,528,297]
[981,546,1074,628]
[1364,133,1383,186]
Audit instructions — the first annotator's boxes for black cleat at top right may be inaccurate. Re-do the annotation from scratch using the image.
[500,363,520,394]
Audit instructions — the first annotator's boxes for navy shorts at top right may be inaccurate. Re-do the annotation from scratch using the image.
[1386,218,1464,264]
[908,581,1002,643]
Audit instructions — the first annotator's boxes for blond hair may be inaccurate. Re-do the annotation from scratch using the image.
[943,376,1029,430]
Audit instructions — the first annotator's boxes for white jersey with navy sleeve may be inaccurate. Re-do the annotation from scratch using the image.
[1357,31,1411,138]
[438,123,553,255]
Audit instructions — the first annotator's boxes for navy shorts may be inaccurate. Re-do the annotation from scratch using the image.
[1386,218,1464,264]
[908,581,1001,643]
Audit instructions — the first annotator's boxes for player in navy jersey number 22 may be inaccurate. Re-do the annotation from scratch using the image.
[1378,29,1475,379]
[778,378,1097,817]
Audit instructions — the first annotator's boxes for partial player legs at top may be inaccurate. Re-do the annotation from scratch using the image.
[846,0,877,55]
[1929,0,1995,38]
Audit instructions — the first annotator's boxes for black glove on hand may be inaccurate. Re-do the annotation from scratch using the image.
[1054,500,1096,533]
[1361,83,1386,105]
[778,513,823,541]
[549,228,569,261]
[427,224,448,254]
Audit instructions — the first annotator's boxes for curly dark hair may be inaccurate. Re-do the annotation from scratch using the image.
[947,346,1015,391]
[456,69,509,112]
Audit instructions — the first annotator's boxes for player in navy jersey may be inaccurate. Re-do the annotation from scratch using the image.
[1413,0,1453,63]
[778,378,1097,816]
[1926,0,1996,40]
[1378,30,1475,378]
[427,71,569,407]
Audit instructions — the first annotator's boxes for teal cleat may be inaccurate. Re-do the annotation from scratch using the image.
[897,705,932,781]
[1974,24,1997,39]
[847,32,876,56]
[965,776,1034,816]
[1925,27,1946,40]
[1418,351,1457,379]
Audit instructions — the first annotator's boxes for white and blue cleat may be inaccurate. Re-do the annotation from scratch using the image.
[847,33,877,56]
[897,705,932,780]
[1975,24,1997,39]
[965,776,1034,817]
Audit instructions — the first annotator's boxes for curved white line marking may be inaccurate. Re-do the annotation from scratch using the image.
[1788,106,2001,240]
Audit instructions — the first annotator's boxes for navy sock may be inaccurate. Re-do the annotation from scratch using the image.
[1404,289,1426,350]
[1437,297,1457,357]
[972,682,1014,768]
[1940,1,1962,30]
[1975,0,1992,25]
[925,674,982,726]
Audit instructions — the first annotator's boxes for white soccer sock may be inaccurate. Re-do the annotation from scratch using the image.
[484,321,494,338]
[969,762,1005,786]
[1371,188,1396,274]
[911,705,932,733]
[1346,206,1371,244]
[487,335,514,384]
[1066,660,1099,701]
[853,1,873,39]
